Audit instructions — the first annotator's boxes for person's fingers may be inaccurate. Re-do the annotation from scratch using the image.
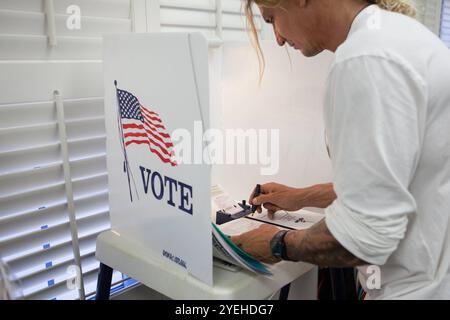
[259,183,271,194]
[252,194,275,206]
[267,211,275,220]
[249,184,267,204]
[263,203,280,212]
[249,183,273,204]
[248,186,262,214]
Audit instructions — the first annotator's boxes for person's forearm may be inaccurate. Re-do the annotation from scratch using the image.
[284,220,368,267]
[296,183,336,209]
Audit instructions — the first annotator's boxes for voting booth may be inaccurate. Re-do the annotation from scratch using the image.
[102,33,213,286]
[96,33,333,299]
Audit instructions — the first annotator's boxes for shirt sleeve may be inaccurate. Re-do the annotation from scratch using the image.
[324,54,426,266]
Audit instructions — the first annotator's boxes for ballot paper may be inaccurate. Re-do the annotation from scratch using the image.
[210,185,324,274]
[211,210,324,275]
[246,209,325,230]
[212,222,272,276]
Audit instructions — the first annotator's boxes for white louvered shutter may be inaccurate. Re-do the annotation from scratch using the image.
[441,0,450,47]
[0,0,134,300]
[159,0,263,42]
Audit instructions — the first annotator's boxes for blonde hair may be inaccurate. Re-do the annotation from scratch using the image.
[245,0,417,78]
[369,0,416,17]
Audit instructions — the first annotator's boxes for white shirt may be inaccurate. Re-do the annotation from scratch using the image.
[324,5,450,299]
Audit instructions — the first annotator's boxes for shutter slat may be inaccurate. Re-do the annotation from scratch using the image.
[0,35,102,60]
[0,164,63,200]
[1,216,110,264]
[0,200,66,224]
[441,0,450,47]
[70,148,107,180]
[0,62,103,105]
[0,0,131,18]
[0,181,65,202]
[0,10,131,37]
[0,162,62,184]
[19,253,99,298]
[0,215,69,244]
[9,237,96,282]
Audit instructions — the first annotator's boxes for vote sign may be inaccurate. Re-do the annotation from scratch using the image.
[103,33,212,286]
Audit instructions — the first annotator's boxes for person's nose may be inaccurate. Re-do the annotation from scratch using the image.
[273,27,286,47]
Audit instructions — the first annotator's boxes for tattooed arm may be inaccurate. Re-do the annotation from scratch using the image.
[231,220,368,268]
[231,219,368,267]
[284,219,368,267]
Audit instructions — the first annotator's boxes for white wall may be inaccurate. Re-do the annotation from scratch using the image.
[214,42,334,201]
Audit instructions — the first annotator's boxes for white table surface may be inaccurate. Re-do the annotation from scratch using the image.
[96,230,316,299]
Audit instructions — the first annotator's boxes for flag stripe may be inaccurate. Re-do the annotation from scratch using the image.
[141,106,159,117]
[122,122,170,140]
[146,125,170,139]
[122,123,144,130]
[142,124,174,148]
[123,132,147,139]
[123,128,173,157]
[122,122,173,148]
[142,113,169,136]
[124,139,176,166]
[147,137,172,157]
[149,145,177,166]
[141,106,163,123]
[125,139,148,146]
[142,112,166,129]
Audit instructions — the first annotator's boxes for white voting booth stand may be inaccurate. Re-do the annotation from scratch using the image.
[96,33,316,300]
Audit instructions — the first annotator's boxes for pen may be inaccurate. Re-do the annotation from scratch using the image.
[251,184,261,213]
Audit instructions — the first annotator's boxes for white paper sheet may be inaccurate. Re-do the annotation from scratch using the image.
[247,209,324,230]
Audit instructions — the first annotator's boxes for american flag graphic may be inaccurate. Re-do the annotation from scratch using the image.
[116,86,177,167]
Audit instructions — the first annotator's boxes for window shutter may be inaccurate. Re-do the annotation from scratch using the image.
[0,0,132,300]
[159,0,262,42]
[414,0,443,35]
[441,0,450,47]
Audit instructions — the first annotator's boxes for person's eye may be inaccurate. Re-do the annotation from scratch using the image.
[264,17,274,24]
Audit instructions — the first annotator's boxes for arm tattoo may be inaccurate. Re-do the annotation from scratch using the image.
[285,220,368,267]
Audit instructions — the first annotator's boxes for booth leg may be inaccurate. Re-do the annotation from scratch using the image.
[95,263,113,300]
[279,283,291,300]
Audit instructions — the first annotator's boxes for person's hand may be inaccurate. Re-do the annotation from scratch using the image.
[231,224,282,264]
[250,182,304,219]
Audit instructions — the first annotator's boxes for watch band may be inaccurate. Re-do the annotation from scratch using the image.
[270,230,290,261]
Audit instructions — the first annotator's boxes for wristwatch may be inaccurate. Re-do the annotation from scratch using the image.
[270,230,290,260]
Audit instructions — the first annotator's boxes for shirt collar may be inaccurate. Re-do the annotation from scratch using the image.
[347,4,378,38]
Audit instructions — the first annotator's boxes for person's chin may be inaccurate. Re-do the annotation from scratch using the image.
[299,47,324,57]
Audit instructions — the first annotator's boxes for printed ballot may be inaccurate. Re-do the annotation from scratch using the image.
[211,185,324,275]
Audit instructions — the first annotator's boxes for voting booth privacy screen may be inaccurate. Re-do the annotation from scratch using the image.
[103,33,213,286]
